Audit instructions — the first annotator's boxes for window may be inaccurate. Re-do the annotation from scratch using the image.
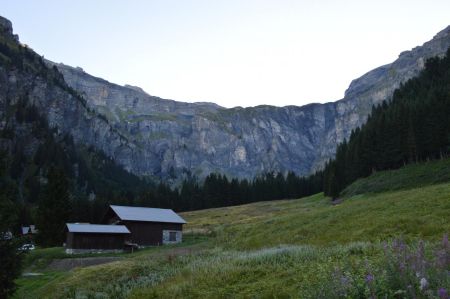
[169,231,177,242]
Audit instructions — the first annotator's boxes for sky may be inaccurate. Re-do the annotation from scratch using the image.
[2,1,450,108]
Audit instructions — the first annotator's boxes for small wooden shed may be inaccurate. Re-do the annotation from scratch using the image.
[65,223,130,254]
[103,205,187,246]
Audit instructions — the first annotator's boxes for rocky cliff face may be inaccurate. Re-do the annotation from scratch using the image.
[2,15,450,181]
[49,61,338,178]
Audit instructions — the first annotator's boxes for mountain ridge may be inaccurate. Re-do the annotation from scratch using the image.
[2,15,450,181]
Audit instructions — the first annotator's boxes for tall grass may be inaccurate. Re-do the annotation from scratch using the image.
[129,237,449,298]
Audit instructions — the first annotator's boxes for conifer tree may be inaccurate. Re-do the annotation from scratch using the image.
[36,166,72,246]
[0,152,23,299]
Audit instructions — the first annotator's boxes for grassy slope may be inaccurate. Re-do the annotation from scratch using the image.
[184,184,449,249]
[342,158,450,197]
[14,161,450,298]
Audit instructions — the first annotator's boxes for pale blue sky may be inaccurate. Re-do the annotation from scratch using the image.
[2,0,450,107]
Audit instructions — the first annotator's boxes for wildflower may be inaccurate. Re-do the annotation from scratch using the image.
[419,277,428,290]
[438,288,448,299]
[366,274,374,284]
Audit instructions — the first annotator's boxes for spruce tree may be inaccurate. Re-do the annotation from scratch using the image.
[0,152,23,298]
[36,166,72,247]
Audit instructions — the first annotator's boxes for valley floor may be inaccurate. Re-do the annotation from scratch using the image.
[14,168,450,298]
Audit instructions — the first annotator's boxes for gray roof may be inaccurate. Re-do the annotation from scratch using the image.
[66,223,130,234]
[110,205,187,224]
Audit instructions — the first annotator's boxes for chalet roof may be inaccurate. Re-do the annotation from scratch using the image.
[66,223,130,234]
[109,205,187,224]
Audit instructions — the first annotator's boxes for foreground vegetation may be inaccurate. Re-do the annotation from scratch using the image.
[14,167,450,298]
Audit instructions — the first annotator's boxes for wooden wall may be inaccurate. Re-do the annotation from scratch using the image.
[123,221,183,246]
[66,232,129,250]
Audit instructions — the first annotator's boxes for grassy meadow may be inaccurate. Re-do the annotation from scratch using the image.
[14,160,450,298]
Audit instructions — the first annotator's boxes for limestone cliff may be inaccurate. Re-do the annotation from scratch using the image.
[2,14,450,181]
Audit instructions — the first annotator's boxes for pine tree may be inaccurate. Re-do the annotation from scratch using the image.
[36,166,72,246]
[0,151,23,298]
[0,232,23,298]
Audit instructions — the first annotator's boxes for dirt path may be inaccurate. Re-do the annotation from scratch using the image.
[47,257,123,271]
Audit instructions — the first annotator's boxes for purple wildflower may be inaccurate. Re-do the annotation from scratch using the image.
[438,288,448,299]
[366,274,374,284]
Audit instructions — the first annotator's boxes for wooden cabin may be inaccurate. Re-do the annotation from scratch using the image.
[65,223,130,254]
[103,205,187,246]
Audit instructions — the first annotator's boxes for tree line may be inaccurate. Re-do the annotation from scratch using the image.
[137,170,323,212]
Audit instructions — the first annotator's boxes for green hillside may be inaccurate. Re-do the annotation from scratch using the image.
[14,160,450,298]
[342,158,450,197]
[184,185,449,250]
